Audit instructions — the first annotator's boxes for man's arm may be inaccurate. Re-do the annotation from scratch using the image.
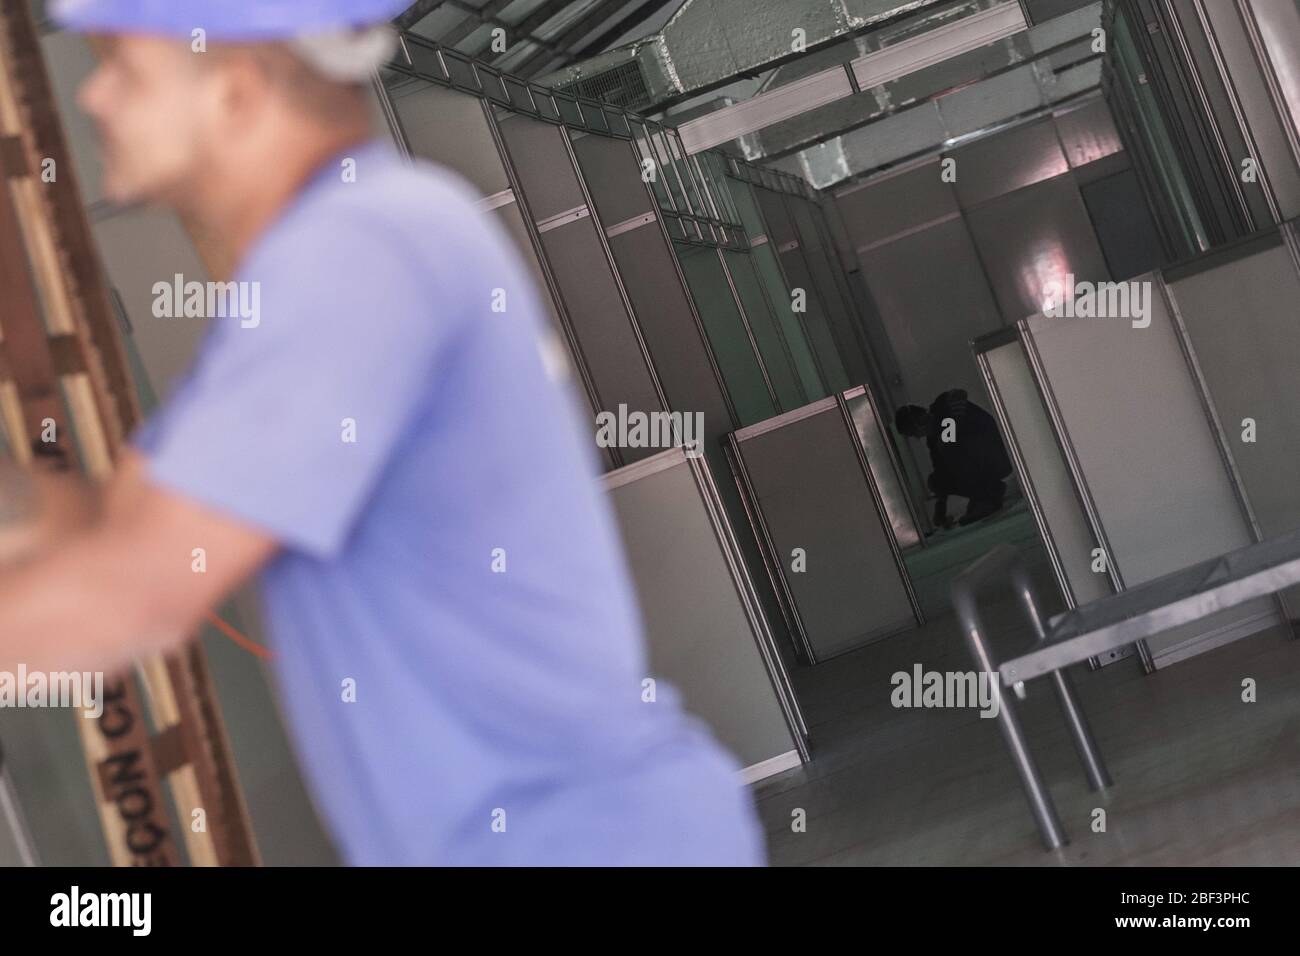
[0,450,278,673]
[0,456,103,566]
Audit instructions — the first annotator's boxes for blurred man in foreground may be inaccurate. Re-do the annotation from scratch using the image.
[0,0,763,866]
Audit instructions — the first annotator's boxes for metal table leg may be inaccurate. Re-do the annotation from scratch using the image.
[1009,564,1112,793]
[951,585,1067,850]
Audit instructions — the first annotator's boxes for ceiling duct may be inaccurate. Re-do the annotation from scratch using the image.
[543,0,949,113]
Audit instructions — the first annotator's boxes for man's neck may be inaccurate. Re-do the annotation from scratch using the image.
[184,123,375,278]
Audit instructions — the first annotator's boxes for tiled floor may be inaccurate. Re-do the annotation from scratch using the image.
[754,579,1300,865]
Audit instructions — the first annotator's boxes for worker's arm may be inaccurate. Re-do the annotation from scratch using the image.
[0,456,104,566]
[0,449,277,673]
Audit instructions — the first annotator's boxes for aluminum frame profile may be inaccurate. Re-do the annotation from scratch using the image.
[676,1,1029,154]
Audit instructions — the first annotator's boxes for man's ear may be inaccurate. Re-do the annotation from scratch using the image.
[209,51,273,132]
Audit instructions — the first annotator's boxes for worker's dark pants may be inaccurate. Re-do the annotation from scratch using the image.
[928,471,1007,506]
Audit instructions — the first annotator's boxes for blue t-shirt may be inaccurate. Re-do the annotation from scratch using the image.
[134,140,763,866]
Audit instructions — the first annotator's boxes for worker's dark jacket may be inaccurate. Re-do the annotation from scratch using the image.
[925,389,1012,499]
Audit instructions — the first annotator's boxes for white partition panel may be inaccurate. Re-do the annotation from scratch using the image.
[605,449,806,781]
[980,336,1113,610]
[1166,232,1300,614]
[1022,281,1282,666]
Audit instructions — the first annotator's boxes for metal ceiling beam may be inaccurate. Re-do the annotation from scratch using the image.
[572,0,680,59]
[437,0,515,47]
[491,0,578,53]
[511,0,640,75]
[395,0,451,31]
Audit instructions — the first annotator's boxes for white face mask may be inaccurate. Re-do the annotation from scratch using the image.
[290,24,398,82]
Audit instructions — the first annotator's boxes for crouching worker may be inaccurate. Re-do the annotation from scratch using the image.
[894,389,1012,529]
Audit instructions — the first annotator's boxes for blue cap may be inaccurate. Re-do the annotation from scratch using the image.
[51,0,412,40]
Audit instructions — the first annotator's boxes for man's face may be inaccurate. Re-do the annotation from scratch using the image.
[77,35,216,206]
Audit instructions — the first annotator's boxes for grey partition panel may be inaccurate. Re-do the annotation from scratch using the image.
[980,338,1111,608]
[787,198,871,385]
[606,226,736,443]
[834,161,959,249]
[389,83,510,198]
[1249,0,1300,137]
[753,189,852,392]
[733,401,920,662]
[951,118,1070,210]
[1080,168,1165,281]
[1166,235,1300,611]
[965,173,1111,323]
[1199,0,1300,220]
[540,218,664,464]
[843,387,922,551]
[858,217,1002,405]
[494,112,588,221]
[605,450,805,779]
[729,180,827,399]
[676,243,777,426]
[568,132,655,226]
[722,249,804,411]
[1023,289,1281,666]
[753,241,826,400]
[492,202,614,472]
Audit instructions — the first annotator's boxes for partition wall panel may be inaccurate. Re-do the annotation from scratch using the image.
[787,197,873,386]
[727,179,827,399]
[732,399,920,662]
[1165,233,1300,611]
[494,111,667,465]
[978,336,1111,610]
[950,118,1070,210]
[834,161,961,247]
[389,82,511,198]
[676,244,778,426]
[567,132,739,452]
[536,219,665,464]
[1079,168,1165,280]
[493,111,587,220]
[491,202,615,471]
[1022,290,1282,666]
[965,173,1111,322]
[752,189,852,392]
[843,386,922,551]
[721,249,805,410]
[1196,0,1300,220]
[857,217,1001,405]
[605,449,806,779]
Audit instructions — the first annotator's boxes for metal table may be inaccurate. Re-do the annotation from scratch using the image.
[951,527,1300,850]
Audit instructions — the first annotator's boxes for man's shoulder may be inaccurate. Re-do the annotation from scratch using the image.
[316,155,483,239]
[245,149,504,291]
